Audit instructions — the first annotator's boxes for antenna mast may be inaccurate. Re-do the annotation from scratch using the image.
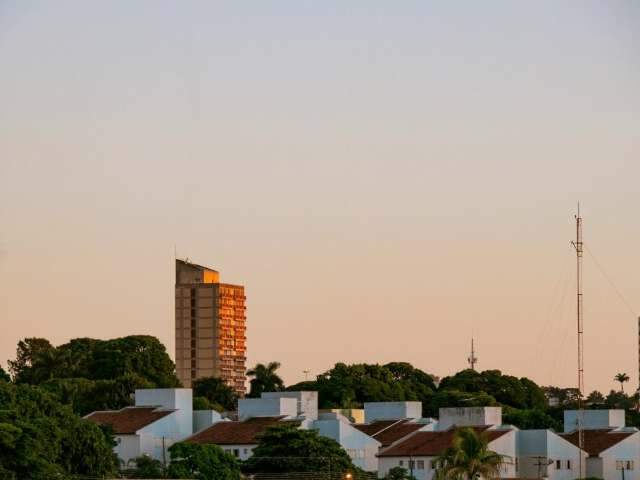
[468,338,478,371]
[571,205,585,478]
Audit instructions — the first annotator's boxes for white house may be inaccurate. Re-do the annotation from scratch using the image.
[312,412,382,472]
[377,407,517,480]
[560,410,640,480]
[85,388,193,466]
[517,429,587,480]
[364,401,422,423]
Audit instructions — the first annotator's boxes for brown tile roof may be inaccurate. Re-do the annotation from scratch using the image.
[378,427,511,457]
[85,407,175,434]
[560,429,636,457]
[187,416,291,445]
[354,420,425,447]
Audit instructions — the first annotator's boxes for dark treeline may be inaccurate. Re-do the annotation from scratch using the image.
[2,335,639,478]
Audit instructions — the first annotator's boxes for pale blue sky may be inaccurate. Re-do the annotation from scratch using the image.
[1,1,638,393]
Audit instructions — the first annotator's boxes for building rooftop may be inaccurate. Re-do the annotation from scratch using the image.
[85,406,175,435]
[187,416,296,445]
[560,429,636,457]
[353,419,425,447]
[378,427,510,458]
[176,258,218,273]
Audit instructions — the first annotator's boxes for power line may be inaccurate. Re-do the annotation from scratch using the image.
[585,245,637,317]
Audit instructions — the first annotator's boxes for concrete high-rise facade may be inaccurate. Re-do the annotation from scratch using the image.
[175,259,246,395]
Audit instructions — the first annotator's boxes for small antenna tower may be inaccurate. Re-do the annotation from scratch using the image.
[571,204,585,478]
[303,370,310,381]
[467,338,478,371]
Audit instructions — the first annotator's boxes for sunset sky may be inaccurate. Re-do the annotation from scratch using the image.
[1,1,638,394]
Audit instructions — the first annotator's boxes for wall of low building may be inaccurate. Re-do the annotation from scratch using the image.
[238,397,297,420]
[601,433,640,480]
[564,409,626,433]
[586,457,604,479]
[114,435,142,466]
[378,456,435,480]
[193,410,223,433]
[219,444,255,461]
[135,389,193,440]
[489,430,517,479]
[312,417,381,472]
[364,402,422,422]
[262,391,318,420]
[516,430,585,480]
[438,407,502,430]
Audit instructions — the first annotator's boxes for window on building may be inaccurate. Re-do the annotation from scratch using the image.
[617,461,624,470]
[409,460,415,470]
[627,461,635,470]
[566,460,571,469]
[399,460,404,467]
[417,460,425,470]
[430,460,437,469]
[556,460,561,469]
[233,449,239,457]
[243,449,248,455]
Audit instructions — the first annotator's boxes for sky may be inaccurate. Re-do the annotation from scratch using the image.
[1,1,639,395]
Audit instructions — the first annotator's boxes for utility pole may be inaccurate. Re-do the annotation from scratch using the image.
[571,205,585,479]
[468,338,478,371]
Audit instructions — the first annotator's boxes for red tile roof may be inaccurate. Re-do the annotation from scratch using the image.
[85,407,175,434]
[187,416,291,445]
[560,429,636,457]
[378,427,511,457]
[354,420,425,447]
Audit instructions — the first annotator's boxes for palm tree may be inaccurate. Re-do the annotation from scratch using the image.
[246,361,284,398]
[614,373,630,392]
[435,428,506,480]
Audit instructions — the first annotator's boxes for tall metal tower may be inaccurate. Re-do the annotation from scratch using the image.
[468,338,478,371]
[571,206,585,478]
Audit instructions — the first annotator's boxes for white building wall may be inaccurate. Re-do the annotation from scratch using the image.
[312,415,381,472]
[193,410,223,433]
[220,444,256,461]
[135,388,193,440]
[114,435,141,466]
[438,407,502,430]
[517,430,585,480]
[238,397,298,420]
[601,433,640,480]
[262,391,319,420]
[563,409,626,432]
[378,430,517,480]
[364,402,422,422]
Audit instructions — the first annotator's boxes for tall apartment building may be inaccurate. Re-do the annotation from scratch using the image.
[175,259,246,395]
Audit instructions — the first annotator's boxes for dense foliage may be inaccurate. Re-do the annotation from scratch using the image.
[247,361,285,398]
[167,442,241,480]
[8,335,179,415]
[435,428,505,480]
[243,423,358,475]
[288,362,437,410]
[193,376,237,411]
[0,380,118,479]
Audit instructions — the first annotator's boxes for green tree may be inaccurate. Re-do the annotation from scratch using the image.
[193,376,237,411]
[0,381,117,478]
[128,455,166,478]
[7,338,53,382]
[288,362,436,411]
[243,423,355,474]
[503,408,562,431]
[586,390,605,405]
[247,362,284,398]
[435,428,505,480]
[614,373,630,393]
[167,442,240,480]
[425,389,497,417]
[0,367,9,382]
[387,466,417,480]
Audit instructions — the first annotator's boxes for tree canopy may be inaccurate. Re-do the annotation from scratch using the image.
[288,362,436,411]
[243,423,357,475]
[7,335,179,415]
[193,376,237,411]
[247,361,285,398]
[0,380,117,479]
[167,442,241,480]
